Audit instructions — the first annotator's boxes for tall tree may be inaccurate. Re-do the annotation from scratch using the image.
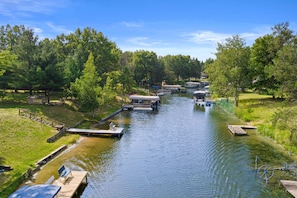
[266,22,295,98]
[36,38,64,103]
[8,25,38,94]
[250,22,294,96]
[132,50,158,86]
[71,52,102,116]
[119,66,136,94]
[160,55,176,84]
[0,49,16,77]
[206,35,251,106]
[249,34,277,94]
[272,36,297,99]
[57,27,121,89]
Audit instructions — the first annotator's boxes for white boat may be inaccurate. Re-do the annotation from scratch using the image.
[129,95,161,111]
[185,82,200,88]
[204,85,210,94]
[193,90,206,106]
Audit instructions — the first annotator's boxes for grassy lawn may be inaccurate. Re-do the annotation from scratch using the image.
[235,92,297,154]
[0,91,122,196]
[236,93,277,125]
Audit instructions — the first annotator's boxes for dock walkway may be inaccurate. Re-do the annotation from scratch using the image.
[67,127,125,137]
[227,125,257,136]
[55,171,88,198]
[280,180,297,197]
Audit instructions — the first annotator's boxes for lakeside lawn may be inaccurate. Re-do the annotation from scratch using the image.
[236,92,297,154]
[0,91,122,196]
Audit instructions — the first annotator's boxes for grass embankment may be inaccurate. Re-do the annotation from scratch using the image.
[0,91,123,196]
[229,92,297,154]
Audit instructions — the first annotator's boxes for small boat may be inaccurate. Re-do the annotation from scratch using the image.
[193,90,207,106]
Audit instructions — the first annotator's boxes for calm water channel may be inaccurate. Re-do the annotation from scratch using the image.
[35,92,296,198]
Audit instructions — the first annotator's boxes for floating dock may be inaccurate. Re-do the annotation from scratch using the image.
[280,180,297,197]
[55,171,88,198]
[227,125,257,136]
[67,127,125,137]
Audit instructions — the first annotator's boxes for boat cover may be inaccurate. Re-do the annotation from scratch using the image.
[9,184,61,198]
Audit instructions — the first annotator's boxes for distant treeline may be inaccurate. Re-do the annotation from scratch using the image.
[0,24,202,98]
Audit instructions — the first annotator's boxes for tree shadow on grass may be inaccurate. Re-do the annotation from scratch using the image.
[0,156,5,165]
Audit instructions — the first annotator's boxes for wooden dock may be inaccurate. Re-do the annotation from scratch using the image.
[227,125,257,136]
[67,127,125,137]
[55,171,88,198]
[280,180,297,197]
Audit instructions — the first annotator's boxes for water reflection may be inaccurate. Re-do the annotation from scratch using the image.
[35,94,296,197]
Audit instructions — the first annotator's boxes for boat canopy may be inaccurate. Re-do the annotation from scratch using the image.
[193,90,206,98]
[9,184,61,198]
[185,82,200,87]
[193,90,206,94]
[129,95,160,101]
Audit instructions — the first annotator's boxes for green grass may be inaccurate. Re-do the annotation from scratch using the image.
[0,91,123,196]
[233,92,297,155]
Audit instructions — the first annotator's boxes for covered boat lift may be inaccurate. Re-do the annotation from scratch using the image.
[9,184,61,198]
[128,95,161,111]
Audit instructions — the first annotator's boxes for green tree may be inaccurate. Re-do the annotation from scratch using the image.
[36,38,64,103]
[101,76,117,105]
[7,25,38,94]
[71,52,102,116]
[250,22,294,96]
[272,36,297,99]
[266,22,295,98]
[249,34,277,94]
[206,35,251,106]
[0,49,16,77]
[132,50,158,86]
[160,55,176,84]
[56,28,121,89]
[119,66,136,94]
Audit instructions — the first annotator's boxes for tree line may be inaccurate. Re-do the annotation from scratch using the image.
[1,22,296,112]
[205,22,297,106]
[0,24,202,112]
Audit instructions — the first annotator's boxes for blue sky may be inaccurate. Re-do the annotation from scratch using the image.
[1,0,297,61]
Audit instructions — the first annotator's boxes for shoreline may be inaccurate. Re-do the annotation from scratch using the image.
[30,108,123,183]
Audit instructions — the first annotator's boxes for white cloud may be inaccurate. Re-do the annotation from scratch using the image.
[120,21,143,28]
[46,22,73,35]
[182,27,273,47]
[32,27,43,34]
[0,0,69,17]
[127,37,165,47]
[182,31,231,45]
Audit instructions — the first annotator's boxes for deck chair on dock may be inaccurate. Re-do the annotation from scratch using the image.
[58,165,72,183]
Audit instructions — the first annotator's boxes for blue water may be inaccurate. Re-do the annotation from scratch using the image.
[36,93,293,197]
